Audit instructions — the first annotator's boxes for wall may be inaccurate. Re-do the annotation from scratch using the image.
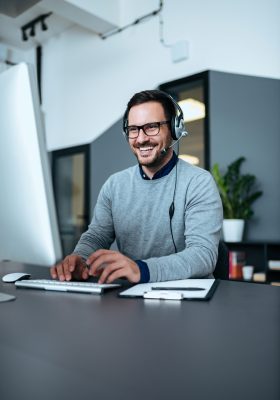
[41,0,280,241]
[90,119,135,212]
[0,45,36,71]
[42,0,280,150]
[209,71,280,241]
[88,70,280,241]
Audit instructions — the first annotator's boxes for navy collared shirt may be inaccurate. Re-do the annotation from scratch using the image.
[138,151,178,180]
[136,151,178,282]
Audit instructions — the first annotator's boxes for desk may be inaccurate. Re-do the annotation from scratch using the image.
[0,261,279,400]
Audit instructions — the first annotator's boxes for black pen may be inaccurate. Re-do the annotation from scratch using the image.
[151,287,205,291]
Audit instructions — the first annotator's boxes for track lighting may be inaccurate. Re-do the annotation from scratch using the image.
[21,12,52,42]
[21,29,28,41]
[41,19,48,31]
[30,25,35,37]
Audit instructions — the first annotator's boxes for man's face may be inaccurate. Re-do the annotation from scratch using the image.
[127,101,173,170]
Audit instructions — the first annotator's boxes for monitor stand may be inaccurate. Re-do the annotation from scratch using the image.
[0,292,16,302]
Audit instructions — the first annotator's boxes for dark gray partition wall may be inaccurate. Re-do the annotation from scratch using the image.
[90,119,135,218]
[88,71,280,242]
[209,71,280,241]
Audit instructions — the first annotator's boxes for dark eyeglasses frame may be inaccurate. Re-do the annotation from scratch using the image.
[125,120,170,139]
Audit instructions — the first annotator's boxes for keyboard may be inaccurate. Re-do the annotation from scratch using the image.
[15,279,121,294]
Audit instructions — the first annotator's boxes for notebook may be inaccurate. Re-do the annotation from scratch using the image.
[119,279,218,300]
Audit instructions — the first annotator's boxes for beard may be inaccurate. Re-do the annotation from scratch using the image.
[132,142,171,170]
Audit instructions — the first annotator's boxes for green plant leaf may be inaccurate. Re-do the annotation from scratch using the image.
[211,157,263,220]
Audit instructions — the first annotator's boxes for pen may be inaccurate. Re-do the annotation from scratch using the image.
[151,287,205,291]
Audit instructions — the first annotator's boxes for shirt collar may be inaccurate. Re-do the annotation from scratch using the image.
[139,151,178,180]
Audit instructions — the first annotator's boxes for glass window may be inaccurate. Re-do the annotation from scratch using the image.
[159,73,208,169]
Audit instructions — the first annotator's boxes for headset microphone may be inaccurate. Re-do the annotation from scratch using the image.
[161,130,188,155]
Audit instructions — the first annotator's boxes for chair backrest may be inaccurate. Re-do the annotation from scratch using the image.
[213,241,229,279]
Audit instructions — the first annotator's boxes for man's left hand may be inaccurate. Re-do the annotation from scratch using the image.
[86,250,141,284]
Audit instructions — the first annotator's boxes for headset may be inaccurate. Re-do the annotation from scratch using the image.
[165,93,188,140]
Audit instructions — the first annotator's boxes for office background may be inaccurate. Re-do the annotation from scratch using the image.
[0,0,280,249]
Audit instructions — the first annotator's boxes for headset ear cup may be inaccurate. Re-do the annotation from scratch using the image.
[174,115,185,140]
[164,92,188,140]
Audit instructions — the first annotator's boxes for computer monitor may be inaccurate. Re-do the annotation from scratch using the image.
[0,62,62,266]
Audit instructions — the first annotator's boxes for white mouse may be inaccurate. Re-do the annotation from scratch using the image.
[2,272,31,283]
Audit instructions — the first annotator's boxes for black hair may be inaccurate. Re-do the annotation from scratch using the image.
[123,90,176,129]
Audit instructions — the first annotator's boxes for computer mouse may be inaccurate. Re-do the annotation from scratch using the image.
[2,272,31,283]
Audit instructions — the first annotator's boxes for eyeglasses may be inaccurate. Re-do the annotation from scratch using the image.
[125,121,170,139]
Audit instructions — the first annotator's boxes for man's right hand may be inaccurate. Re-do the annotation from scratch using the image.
[50,254,89,281]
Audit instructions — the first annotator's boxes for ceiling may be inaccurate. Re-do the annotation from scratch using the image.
[0,0,117,51]
[0,0,42,17]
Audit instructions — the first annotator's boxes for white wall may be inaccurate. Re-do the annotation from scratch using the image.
[42,0,280,150]
[0,44,35,67]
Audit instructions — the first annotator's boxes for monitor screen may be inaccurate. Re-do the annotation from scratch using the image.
[0,63,62,266]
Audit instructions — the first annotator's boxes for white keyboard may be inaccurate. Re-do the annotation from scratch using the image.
[15,279,121,294]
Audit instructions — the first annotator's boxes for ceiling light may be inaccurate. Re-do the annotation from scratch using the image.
[41,19,48,31]
[178,99,205,123]
[21,29,28,42]
[179,154,200,165]
[20,12,52,42]
[30,25,35,37]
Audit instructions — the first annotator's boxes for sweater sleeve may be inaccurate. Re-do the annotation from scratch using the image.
[73,178,115,260]
[143,171,223,282]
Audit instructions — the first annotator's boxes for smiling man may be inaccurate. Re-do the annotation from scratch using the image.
[127,100,173,176]
[50,90,223,284]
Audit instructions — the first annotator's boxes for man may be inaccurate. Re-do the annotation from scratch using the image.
[51,90,223,283]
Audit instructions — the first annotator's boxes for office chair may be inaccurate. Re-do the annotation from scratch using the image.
[213,241,229,279]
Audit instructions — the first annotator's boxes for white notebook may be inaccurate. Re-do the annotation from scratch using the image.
[119,279,218,300]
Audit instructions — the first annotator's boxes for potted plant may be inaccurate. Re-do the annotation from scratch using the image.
[212,157,263,242]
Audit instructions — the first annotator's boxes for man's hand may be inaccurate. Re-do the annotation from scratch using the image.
[86,250,140,284]
[50,254,89,281]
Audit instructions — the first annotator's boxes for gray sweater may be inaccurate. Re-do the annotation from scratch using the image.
[74,159,223,282]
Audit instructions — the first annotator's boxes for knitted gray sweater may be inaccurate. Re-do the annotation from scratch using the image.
[74,159,223,282]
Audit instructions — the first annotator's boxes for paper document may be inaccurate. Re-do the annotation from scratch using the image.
[119,279,218,300]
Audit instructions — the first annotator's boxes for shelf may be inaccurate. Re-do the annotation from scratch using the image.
[225,241,280,283]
